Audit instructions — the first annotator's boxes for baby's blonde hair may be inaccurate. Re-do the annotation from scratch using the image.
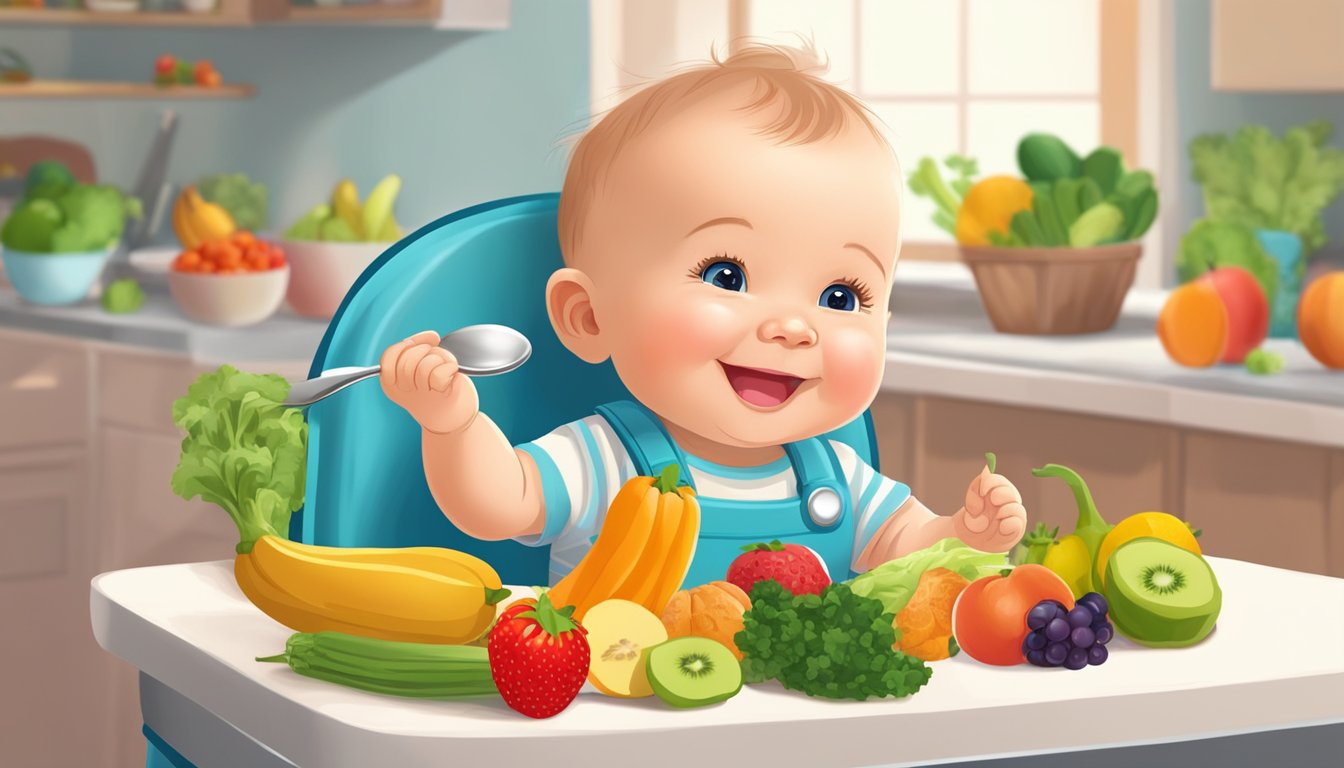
[557,41,890,263]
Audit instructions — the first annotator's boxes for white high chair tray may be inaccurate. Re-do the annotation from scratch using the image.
[91,558,1344,768]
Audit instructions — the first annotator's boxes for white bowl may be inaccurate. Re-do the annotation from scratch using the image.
[280,239,386,320]
[168,265,289,327]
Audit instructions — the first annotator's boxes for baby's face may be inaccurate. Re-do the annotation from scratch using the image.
[573,96,902,449]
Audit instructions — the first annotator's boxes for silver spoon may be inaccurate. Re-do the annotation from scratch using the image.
[282,324,532,408]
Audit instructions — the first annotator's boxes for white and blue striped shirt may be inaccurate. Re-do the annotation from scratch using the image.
[514,415,912,585]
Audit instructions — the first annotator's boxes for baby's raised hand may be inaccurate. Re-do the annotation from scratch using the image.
[953,462,1027,553]
[379,331,479,435]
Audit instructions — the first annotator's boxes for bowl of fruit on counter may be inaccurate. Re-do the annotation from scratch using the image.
[909,134,1160,335]
[279,175,405,320]
[169,230,289,326]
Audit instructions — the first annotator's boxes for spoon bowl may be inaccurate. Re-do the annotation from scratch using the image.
[282,324,532,408]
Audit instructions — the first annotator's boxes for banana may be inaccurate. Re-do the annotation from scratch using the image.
[172,194,201,249]
[183,186,236,243]
[331,179,365,240]
[376,213,402,243]
[361,174,401,244]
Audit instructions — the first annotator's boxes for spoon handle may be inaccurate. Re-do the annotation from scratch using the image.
[283,366,381,408]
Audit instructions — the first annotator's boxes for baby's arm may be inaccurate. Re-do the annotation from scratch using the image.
[380,332,545,541]
[853,463,1027,571]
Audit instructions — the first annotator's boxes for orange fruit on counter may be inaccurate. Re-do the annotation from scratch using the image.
[660,581,751,660]
[1158,281,1228,367]
[1298,272,1344,369]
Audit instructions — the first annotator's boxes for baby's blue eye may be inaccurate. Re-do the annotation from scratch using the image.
[821,284,858,311]
[701,261,746,292]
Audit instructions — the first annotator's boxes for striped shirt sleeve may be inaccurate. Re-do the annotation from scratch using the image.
[513,416,635,558]
[828,441,912,572]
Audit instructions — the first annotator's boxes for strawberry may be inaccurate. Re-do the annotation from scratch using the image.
[487,592,589,719]
[727,539,831,597]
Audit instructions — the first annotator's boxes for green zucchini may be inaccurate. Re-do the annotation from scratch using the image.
[258,632,499,699]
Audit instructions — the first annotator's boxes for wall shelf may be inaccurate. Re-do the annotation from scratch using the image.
[0,80,256,100]
[0,0,509,28]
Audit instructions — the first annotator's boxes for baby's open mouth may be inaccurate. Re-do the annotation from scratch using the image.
[718,361,808,408]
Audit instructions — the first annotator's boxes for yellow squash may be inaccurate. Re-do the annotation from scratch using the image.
[234,535,509,645]
[955,175,1034,246]
[1094,511,1201,587]
[548,464,700,620]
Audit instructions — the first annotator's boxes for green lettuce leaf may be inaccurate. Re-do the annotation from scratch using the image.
[1176,218,1278,306]
[170,365,307,553]
[846,537,1007,618]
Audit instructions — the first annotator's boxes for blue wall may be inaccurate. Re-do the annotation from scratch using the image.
[1174,0,1344,256]
[0,0,590,238]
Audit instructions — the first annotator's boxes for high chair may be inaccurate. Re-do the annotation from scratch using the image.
[291,192,879,586]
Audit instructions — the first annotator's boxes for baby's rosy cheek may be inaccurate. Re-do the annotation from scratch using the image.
[822,326,885,402]
[630,297,740,368]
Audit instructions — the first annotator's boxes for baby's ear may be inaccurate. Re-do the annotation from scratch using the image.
[545,268,608,364]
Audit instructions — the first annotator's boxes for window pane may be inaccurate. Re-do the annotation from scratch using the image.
[966,0,1099,95]
[869,101,960,242]
[859,0,961,96]
[966,101,1099,177]
[746,0,857,87]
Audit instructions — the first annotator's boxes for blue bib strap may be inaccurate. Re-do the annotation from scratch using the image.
[784,437,852,531]
[593,400,696,490]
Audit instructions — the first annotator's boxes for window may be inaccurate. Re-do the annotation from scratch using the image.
[736,0,1142,261]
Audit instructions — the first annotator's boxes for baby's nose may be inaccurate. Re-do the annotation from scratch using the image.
[759,315,818,348]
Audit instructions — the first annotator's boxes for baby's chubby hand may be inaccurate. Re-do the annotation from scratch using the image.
[953,462,1027,553]
[379,331,479,435]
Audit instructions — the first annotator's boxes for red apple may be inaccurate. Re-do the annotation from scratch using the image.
[1197,266,1269,364]
[154,54,177,76]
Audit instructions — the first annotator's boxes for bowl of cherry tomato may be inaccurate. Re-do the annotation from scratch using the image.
[168,231,290,326]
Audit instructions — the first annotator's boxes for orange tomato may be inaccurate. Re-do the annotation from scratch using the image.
[269,253,286,269]
[951,564,1074,666]
[232,230,256,247]
[174,251,201,272]
[201,241,224,261]
[248,255,269,272]
[197,261,217,273]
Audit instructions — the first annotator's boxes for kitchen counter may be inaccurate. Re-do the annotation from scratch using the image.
[91,557,1344,768]
[884,263,1344,449]
[0,287,327,365]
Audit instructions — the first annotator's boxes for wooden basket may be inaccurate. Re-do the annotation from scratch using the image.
[960,243,1142,335]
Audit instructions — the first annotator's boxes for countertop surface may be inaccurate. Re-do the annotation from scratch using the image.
[91,557,1344,768]
[881,263,1344,448]
[0,286,328,365]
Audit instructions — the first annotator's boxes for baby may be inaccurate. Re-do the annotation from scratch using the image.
[381,43,1027,586]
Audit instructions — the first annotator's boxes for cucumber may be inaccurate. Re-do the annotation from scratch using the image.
[1069,202,1125,247]
[258,632,499,699]
[1010,209,1046,247]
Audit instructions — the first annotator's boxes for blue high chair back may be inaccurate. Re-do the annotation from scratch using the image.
[293,193,880,586]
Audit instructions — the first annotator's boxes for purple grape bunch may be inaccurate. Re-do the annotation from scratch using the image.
[1023,592,1112,670]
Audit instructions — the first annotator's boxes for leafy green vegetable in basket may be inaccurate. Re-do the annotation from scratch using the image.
[1189,120,1344,254]
[170,365,307,554]
[1177,218,1278,307]
[197,173,269,232]
[908,155,979,236]
[1018,133,1081,182]
[848,537,1007,618]
[736,580,931,701]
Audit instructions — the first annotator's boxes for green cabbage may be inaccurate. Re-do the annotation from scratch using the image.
[0,183,140,253]
[847,537,1007,618]
[197,173,268,232]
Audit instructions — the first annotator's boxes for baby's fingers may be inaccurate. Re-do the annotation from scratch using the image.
[995,503,1027,541]
[986,480,1022,507]
[426,349,460,392]
[413,348,448,391]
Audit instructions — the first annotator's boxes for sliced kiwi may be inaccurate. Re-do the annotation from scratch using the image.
[645,637,742,708]
[1104,537,1222,647]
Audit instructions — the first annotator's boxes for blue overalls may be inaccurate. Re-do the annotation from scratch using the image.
[594,399,855,586]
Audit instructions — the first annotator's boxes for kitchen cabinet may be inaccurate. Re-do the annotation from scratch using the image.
[1212,0,1344,91]
[871,391,1344,578]
[0,328,284,767]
